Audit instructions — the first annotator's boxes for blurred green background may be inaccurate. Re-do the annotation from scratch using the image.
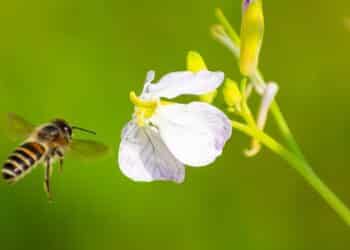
[0,0,349,249]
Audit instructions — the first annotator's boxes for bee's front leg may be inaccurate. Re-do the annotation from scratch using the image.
[44,158,53,201]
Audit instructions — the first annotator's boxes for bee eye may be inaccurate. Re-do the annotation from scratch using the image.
[64,126,72,135]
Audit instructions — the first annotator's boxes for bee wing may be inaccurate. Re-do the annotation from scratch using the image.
[3,113,35,141]
[68,139,110,160]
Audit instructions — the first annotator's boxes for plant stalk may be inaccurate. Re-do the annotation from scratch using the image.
[232,121,350,226]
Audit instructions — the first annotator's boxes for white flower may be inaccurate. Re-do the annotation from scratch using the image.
[118,70,232,183]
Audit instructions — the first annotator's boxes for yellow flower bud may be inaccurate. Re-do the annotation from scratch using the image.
[199,90,218,104]
[186,51,217,104]
[223,78,241,109]
[240,0,264,76]
[187,51,207,72]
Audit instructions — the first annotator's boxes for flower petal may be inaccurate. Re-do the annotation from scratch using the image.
[118,122,185,183]
[150,102,232,166]
[146,70,224,99]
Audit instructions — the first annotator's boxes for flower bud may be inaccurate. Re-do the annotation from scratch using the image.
[199,91,217,104]
[187,51,207,72]
[187,51,218,103]
[240,0,264,76]
[223,78,241,110]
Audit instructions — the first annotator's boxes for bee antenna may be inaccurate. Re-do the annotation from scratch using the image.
[72,126,97,135]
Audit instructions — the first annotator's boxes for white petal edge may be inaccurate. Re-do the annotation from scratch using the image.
[150,102,232,167]
[256,82,279,130]
[118,122,185,183]
[146,70,224,99]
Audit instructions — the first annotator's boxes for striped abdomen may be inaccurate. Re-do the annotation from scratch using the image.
[2,142,46,182]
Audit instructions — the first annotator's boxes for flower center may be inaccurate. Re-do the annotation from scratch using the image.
[129,91,158,127]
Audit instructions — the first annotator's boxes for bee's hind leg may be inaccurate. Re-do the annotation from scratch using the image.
[55,149,64,173]
[44,158,53,201]
[59,159,64,173]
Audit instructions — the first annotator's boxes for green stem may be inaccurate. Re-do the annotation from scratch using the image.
[214,8,350,225]
[215,8,240,46]
[213,11,306,159]
[254,71,306,161]
[232,121,350,226]
[269,101,306,161]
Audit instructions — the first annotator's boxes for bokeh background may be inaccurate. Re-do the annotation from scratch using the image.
[0,0,349,249]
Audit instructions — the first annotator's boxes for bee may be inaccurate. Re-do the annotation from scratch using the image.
[2,113,109,200]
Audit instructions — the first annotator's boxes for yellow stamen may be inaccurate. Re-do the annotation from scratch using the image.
[129,91,157,108]
[129,91,159,127]
[135,110,145,127]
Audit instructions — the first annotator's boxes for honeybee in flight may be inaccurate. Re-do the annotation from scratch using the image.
[2,113,109,200]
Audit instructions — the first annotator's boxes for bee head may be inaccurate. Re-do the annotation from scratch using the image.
[52,119,73,137]
[52,119,96,138]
